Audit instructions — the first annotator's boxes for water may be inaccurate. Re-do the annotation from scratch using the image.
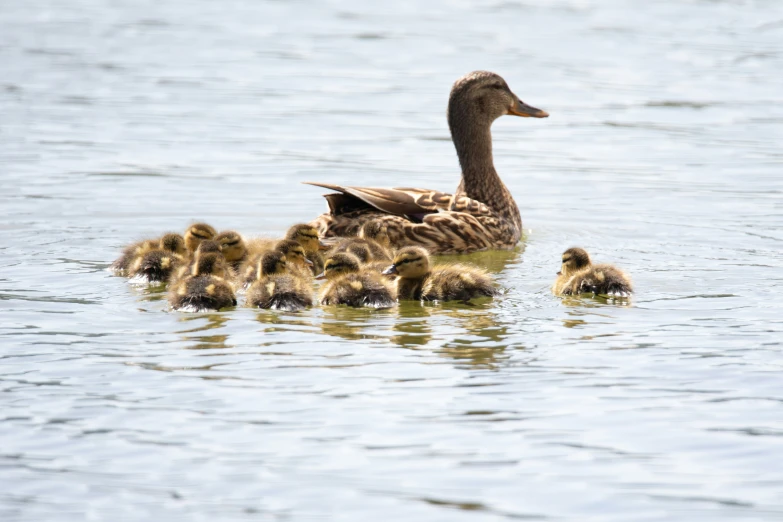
[2,0,782,520]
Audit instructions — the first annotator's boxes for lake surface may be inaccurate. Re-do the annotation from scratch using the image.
[2,1,782,520]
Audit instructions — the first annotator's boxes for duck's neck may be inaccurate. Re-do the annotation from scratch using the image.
[450,120,521,231]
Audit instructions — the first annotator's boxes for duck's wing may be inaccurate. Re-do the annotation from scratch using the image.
[304,182,449,221]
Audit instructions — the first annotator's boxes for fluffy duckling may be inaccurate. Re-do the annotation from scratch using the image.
[274,240,314,280]
[110,238,159,275]
[383,246,499,302]
[285,223,327,273]
[358,221,395,259]
[552,247,633,297]
[215,230,247,272]
[246,251,313,312]
[184,223,217,253]
[168,253,237,311]
[128,233,187,283]
[318,252,396,309]
[170,239,224,285]
[330,240,390,275]
[333,237,391,263]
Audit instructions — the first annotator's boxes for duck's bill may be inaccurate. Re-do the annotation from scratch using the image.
[382,265,398,276]
[314,273,326,280]
[509,99,549,118]
[318,240,331,251]
[304,258,314,266]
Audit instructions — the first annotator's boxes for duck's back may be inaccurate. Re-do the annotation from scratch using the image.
[320,273,396,309]
[247,274,313,311]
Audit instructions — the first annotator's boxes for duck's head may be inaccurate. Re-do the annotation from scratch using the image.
[383,246,430,279]
[559,247,591,277]
[318,253,361,280]
[286,224,326,253]
[195,240,222,256]
[335,239,372,263]
[359,220,392,248]
[184,223,217,252]
[215,231,247,263]
[159,233,186,255]
[275,239,313,268]
[192,252,229,278]
[448,71,548,130]
[258,251,287,277]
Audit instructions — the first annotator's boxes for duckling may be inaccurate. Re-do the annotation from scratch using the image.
[358,220,395,259]
[170,239,224,285]
[333,236,391,262]
[184,223,217,253]
[331,240,390,275]
[128,233,187,283]
[215,230,247,272]
[285,223,327,273]
[110,238,158,275]
[552,247,633,297]
[168,253,237,311]
[246,251,313,311]
[274,240,314,280]
[318,252,396,309]
[383,246,499,302]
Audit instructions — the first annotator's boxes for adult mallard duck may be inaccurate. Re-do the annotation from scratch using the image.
[305,71,548,254]
[552,247,633,298]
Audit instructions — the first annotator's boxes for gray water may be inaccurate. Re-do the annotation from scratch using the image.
[2,1,783,520]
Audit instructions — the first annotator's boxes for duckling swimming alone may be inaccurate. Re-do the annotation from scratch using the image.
[552,247,633,297]
[383,246,499,302]
[318,252,396,309]
[168,253,237,311]
[246,251,313,312]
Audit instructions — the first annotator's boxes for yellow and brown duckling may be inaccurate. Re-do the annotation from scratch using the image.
[246,251,313,312]
[168,253,237,311]
[358,219,395,254]
[128,233,187,284]
[317,252,396,309]
[285,223,327,273]
[330,239,390,275]
[214,230,247,272]
[274,240,314,280]
[552,247,633,298]
[383,246,499,302]
[110,238,159,275]
[184,223,217,253]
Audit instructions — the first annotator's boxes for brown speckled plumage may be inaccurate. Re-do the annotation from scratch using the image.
[307,71,548,254]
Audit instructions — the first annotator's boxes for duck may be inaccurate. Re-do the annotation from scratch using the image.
[110,237,159,275]
[170,239,224,285]
[551,247,633,298]
[306,71,548,254]
[168,252,237,311]
[382,246,500,302]
[246,251,313,312]
[358,219,395,255]
[317,252,396,309]
[128,233,187,283]
[284,223,327,273]
[214,230,248,272]
[329,238,391,275]
[272,240,314,280]
[184,223,217,253]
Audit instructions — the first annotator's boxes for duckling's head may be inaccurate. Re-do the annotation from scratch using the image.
[192,252,229,278]
[184,223,217,252]
[320,253,361,280]
[159,233,186,255]
[275,240,313,267]
[448,71,548,132]
[359,220,391,248]
[215,231,247,263]
[334,239,372,263]
[559,247,591,277]
[383,246,430,279]
[195,240,222,257]
[258,251,287,277]
[285,224,324,253]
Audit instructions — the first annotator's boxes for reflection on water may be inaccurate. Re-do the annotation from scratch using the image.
[2,0,783,520]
